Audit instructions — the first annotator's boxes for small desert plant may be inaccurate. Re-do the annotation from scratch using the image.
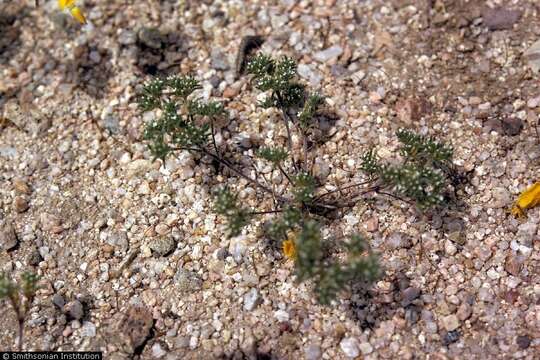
[0,272,39,350]
[137,53,455,304]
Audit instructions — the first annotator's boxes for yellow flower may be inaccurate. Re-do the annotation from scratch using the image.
[511,182,540,218]
[58,0,86,24]
[282,232,297,260]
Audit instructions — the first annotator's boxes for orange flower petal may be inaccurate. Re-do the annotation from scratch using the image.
[512,182,540,218]
[69,6,86,24]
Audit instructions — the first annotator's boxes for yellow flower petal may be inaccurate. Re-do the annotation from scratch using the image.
[58,0,76,10]
[511,182,540,218]
[69,6,87,24]
[282,239,296,260]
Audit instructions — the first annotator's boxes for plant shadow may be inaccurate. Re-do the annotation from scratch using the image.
[0,4,26,66]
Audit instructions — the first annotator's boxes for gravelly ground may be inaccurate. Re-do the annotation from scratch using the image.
[1,0,539,359]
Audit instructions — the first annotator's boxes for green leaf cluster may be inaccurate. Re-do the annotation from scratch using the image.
[256,147,288,165]
[293,224,380,305]
[360,129,453,209]
[246,54,306,109]
[138,75,224,160]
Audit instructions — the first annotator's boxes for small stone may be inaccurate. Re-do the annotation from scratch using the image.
[305,344,321,360]
[401,287,421,307]
[386,232,412,249]
[483,7,522,31]
[40,213,61,232]
[154,223,170,236]
[26,248,42,266]
[103,115,120,134]
[274,310,289,322]
[456,303,472,321]
[106,231,129,252]
[505,256,522,276]
[351,70,366,84]
[0,223,18,251]
[126,159,153,178]
[395,97,429,125]
[149,236,176,257]
[222,84,241,99]
[118,30,137,45]
[243,288,260,311]
[63,300,84,320]
[173,269,202,293]
[138,27,163,49]
[501,117,523,136]
[340,337,360,358]
[13,196,29,213]
[297,63,322,85]
[491,187,510,208]
[313,45,343,63]
[365,217,378,232]
[516,335,531,349]
[478,287,494,302]
[52,294,66,309]
[524,40,540,73]
[442,314,460,331]
[122,306,154,351]
[13,179,31,195]
[445,241,457,255]
[152,342,167,358]
[81,321,96,337]
[443,330,461,345]
[211,48,229,70]
[359,342,373,355]
[228,239,247,263]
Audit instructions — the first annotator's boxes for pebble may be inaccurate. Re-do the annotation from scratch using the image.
[126,159,153,178]
[149,236,176,257]
[297,63,322,85]
[478,287,494,302]
[211,48,229,70]
[40,213,62,233]
[243,288,260,311]
[52,293,66,309]
[63,300,84,320]
[138,27,163,49]
[457,303,472,321]
[505,256,522,276]
[483,7,522,30]
[121,306,154,351]
[0,223,18,251]
[516,335,531,349]
[365,217,379,232]
[228,238,247,263]
[105,231,129,251]
[340,337,360,358]
[304,344,321,360]
[152,343,167,358]
[274,310,289,322]
[386,232,412,249]
[81,322,96,337]
[118,30,137,45]
[313,45,343,63]
[401,287,421,307]
[173,269,202,293]
[13,196,29,213]
[443,330,461,345]
[13,179,31,194]
[359,342,373,355]
[26,248,42,266]
[442,314,460,332]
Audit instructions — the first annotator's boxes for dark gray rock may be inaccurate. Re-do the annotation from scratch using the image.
[63,300,84,320]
